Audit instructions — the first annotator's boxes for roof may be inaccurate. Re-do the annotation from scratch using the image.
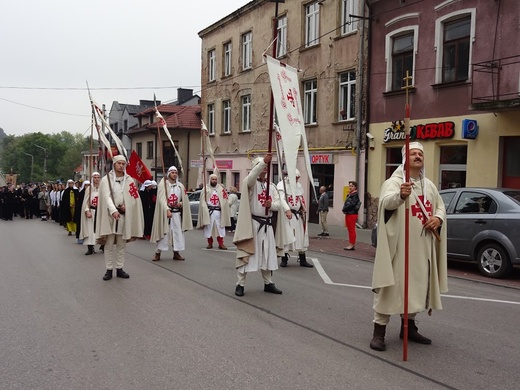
[128,104,201,134]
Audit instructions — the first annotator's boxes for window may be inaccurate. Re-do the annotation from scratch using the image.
[232,172,240,189]
[440,145,467,190]
[442,17,470,82]
[136,142,142,158]
[276,15,287,58]
[208,49,216,82]
[242,32,252,70]
[111,123,118,133]
[341,0,358,35]
[123,119,128,133]
[304,79,317,125]
[385,26,418,92]
[391,33,414,91]
[147,141,153,159]
[223,42,232,77]
[385,147,401,179]
[338,71,356,121]
[435,10,475,84]
[305,2,320,47]
[454,192,496,214]
[241,95,251,132]
[223,100,231,134]
[207,104,215,135]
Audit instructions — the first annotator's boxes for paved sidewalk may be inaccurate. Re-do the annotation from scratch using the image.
[307,222,376,262]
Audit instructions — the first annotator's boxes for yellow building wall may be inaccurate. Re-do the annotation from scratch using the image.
[367,111,520,199]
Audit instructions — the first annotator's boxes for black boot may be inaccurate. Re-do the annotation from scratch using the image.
[298,253,314,268]
[99,245,104,253]
[116,269,130,279]
[103,269,113,281]
[280,253,289,267]
[85,245,95,256]
[264,283,282,294]
[399,318,432,344]
[370,323,386,351]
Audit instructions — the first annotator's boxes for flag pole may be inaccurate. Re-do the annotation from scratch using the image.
[154,96,169,204]
[265,0,282,214]
[202,123,207,206]
[402,71,413,362]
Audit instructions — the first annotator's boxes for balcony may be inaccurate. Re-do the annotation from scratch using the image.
[470,55,520,111]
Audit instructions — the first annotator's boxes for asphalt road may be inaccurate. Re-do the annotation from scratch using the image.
[1,218,519,390]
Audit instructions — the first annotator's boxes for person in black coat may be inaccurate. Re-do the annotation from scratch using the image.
[342,181,361,251]
[139,180,157,240]
[60,180,79,235]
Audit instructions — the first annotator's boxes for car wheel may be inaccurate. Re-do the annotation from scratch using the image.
[476,243,512,279]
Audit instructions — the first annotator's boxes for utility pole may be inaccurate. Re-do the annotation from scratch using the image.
[22,152,34,182]
[34,144,47,181]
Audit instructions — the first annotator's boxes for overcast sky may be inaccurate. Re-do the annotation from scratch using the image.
[0,0,249,137]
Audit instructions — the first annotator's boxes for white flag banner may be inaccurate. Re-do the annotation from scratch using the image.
[266,55,316,200]
[155,108,184,175]
[92,100,127,160]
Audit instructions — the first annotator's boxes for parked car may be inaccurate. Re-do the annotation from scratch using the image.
[440,187,520,278]
[188,189,240,227]
[371,188,520,279]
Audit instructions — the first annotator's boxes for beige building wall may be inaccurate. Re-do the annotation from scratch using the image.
[199,0,367,226]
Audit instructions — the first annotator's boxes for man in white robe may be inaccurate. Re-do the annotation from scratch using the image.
[277,169,313,268]
[151,166,192,261]
[96,156,144,280]
[197,174,231,250]
[370,142,448,351]
[232,153,291,297]
[81,172,101,255]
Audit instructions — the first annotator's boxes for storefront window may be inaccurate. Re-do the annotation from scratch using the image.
[440,145,467,189]
[385,147,402,179]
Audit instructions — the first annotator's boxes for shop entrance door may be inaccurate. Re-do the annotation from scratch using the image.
[308,164,334,224]
[502,136,520,189]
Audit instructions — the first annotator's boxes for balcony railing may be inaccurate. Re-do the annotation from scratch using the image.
[470,55,520,111]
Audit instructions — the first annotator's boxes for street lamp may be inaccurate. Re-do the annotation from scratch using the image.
[34,144,47,180]
[22,152,34,182]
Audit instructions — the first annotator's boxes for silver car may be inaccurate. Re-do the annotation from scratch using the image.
[440,188,520,278]
[188,189,240,227]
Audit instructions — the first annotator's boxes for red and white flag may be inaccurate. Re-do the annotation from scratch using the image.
[126,150,152,184]
[266,55,315,200]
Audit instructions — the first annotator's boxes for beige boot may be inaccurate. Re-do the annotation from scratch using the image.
[152,252,161,262]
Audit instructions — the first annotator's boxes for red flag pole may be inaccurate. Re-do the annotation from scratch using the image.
[402,71,413,361]
[265,0,282,214]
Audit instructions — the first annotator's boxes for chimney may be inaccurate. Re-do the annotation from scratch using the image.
[177,88,194,105]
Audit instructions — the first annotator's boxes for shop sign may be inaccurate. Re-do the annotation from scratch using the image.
[383,120,455,143]
[309,153,333,164]
[190,159,203,168]
[462,119,479,140]
[216,160,233,169]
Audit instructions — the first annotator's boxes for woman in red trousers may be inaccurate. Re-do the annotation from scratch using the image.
[342,181,361,251]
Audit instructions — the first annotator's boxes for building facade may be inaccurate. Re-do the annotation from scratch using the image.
[366,0,520,228]
[199,0,368,226]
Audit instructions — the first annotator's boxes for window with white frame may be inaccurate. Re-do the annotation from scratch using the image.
[435,10,475,84]
[341,0,358,35]
[305,2,320,47]
[223,42,232,77]
[385,26,418,92]
[207,104,215,135]
[442,17,471,82]
[222,100,231,134]
[339,71,356,121]
[208,49,216,82]
[391,33,414,91]
[304,79,317,125]
[242,32,252,70]
[241,95,251,132]
[276,15,287,58]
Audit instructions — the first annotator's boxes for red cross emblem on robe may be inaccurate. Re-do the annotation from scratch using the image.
[257,189,272,206]
[91,196,98,208]
[287,195,296,207]
[209,193,220,206]
[411,195,432,225]
[222,190,228,199]
[168,193,178,207]
[129,182,139,199]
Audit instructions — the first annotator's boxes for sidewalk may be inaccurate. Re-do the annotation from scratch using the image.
[307,222,376,262]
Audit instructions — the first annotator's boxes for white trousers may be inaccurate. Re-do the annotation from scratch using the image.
[203,210,226,238]
[236,269,272,287]
[156,213,185,252]
[104,234,126,270]
[374,312,417,325]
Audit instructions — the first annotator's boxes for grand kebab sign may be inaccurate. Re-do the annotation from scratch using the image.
[383,120,455,143]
